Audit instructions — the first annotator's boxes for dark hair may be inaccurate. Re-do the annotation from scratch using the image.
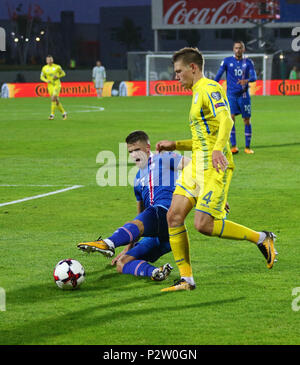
[126,131,150,144]
[172,47,204,71]
[46,55,53,58]
[233,40,245,49]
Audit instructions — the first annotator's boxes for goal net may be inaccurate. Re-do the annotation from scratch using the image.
[146,52,273,96]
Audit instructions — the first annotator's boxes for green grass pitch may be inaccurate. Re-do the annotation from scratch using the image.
[0,95,300,345]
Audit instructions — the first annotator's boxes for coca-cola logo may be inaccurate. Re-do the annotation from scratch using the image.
[163,0,257,25]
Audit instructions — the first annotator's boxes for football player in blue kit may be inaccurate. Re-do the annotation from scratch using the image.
[78,131,189,282]
[215,41,257,154]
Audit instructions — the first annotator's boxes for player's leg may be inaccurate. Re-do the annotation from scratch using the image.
[54,88,67,119]
[115,237,173,281]
[161,193,196,292]
[230,115,239,154]
[48,85,56,119]
[238,94,253,153]
[227,95,239,154]
[243,117,253,153]
[194,168,277,269]
[99,80,104,97]
[77,219,143,257]
[77,207,158,256]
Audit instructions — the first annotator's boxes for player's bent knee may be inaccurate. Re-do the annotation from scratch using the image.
[194,214,214,236]
[167,209,184,227]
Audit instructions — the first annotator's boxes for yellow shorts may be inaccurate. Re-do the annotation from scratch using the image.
[48,84,61,97]
[174,160,233,220]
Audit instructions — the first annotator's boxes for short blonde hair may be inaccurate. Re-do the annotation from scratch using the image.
[172,47,204,71]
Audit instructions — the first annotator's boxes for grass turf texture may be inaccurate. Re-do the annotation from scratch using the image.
[0,95,300,345]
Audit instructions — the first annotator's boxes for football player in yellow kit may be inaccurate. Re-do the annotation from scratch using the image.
[156,47,277,292]
[40,55,67,120]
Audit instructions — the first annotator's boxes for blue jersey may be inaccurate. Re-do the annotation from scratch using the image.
[134,152,182,210]
[215,56,257,96]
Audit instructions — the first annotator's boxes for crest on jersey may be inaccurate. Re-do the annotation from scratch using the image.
[211,91,221,101]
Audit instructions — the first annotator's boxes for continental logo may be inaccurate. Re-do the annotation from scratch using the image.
[35,83,93,96]
[153,81,191,95]
[278,80,300,96]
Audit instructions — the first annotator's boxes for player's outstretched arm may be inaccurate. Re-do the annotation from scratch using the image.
[155,140,176,152]
[212,109,233,172]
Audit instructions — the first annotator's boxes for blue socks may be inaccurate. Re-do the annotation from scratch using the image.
[245,124,252,148]
[108,223,140,248]
[230,124,236,147]
[122,260,156,277]
[230,123,252,148]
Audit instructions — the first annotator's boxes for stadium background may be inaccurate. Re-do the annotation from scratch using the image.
[1,0,300,352]
[0,0,300,96]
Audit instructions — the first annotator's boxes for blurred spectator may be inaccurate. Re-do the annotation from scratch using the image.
[289,66,298,80]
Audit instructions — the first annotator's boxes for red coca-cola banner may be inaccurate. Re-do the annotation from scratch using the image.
[163,0,275,26]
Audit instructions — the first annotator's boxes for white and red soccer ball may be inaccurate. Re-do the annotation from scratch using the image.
[53,259,85,289]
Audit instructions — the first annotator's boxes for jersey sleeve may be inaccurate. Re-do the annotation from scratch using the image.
[57,66,66,79]
[40,67,48,83]
[214,59,226,82]
[248,59,257,82]
[205,86,229,117]
[213,110,233,151]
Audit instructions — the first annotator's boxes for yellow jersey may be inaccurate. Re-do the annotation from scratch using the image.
[189,77,234,170]
[40,63,66,86]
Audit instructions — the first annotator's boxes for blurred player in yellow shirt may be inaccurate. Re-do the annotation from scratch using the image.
[40,55,67,120]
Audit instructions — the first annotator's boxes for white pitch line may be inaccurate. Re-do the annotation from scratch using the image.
[0,185,84,207]
[0,184,78,187]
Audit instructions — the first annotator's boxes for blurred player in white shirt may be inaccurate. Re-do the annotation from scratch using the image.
[92,60,106,98]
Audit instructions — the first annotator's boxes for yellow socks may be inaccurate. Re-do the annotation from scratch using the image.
[57,102,65,114]
[169,225,193,278]
[51,102,56,115]
[50,101,65,116]
[212,219,260,244]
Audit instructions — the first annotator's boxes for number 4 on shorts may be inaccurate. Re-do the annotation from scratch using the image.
[202,191,213,205]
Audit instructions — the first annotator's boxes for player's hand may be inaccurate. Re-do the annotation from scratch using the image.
[111,251,124,266]
[212,150,228,173]
[111,244,132,265]
[156,140,176,153]
[237,79,248,86]
[225,201,230,214]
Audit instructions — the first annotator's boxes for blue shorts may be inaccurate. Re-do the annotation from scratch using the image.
[126,205,170,263]
[127,237,171,263]
[134,205,169,243]
[228,93,251,118]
